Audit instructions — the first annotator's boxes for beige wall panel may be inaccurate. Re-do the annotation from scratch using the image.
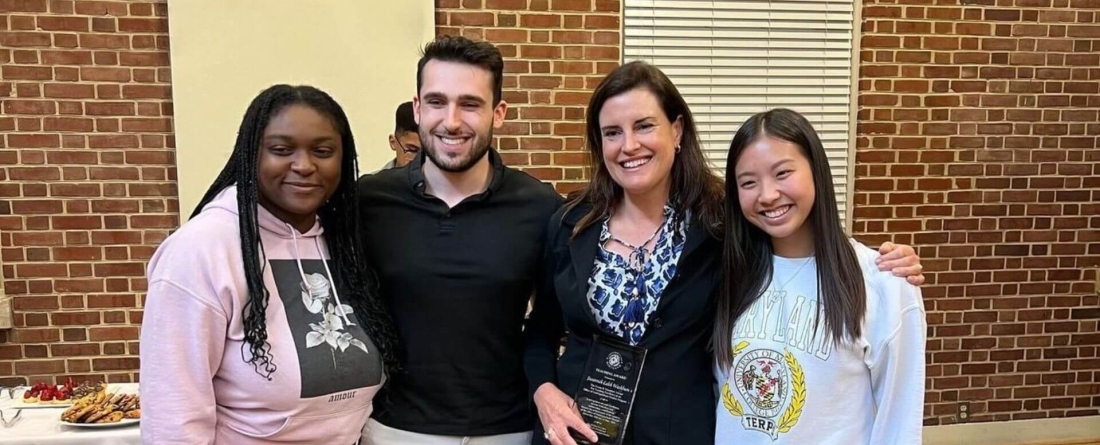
[168,1,434,215]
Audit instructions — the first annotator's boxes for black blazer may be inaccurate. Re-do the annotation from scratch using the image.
[525,202,721,445]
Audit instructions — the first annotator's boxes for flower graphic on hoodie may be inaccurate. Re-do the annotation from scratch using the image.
[300,273,368,359]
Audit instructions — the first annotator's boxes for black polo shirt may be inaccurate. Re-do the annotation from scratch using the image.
[357,149,563,436]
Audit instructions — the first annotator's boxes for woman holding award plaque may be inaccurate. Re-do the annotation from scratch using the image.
[524,62,924,445]
[525,61,727,445]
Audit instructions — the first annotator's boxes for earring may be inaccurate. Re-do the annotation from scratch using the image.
[675,144,681,154]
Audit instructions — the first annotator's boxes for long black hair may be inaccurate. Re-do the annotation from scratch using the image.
[567,61,724,237]
[192,84,400,378]
[715,108,865,371]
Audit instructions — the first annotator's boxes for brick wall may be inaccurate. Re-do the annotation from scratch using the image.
[436,0,621,193]
[0,0,616,385]
[3,0,1098,429]
[854,0,1100,424]
[0,0,176,385]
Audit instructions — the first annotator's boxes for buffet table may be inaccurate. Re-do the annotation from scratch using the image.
[0,383,140,445]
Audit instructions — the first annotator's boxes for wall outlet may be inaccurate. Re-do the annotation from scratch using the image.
[957,402,971,423]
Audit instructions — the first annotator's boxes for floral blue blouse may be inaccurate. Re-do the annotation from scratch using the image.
[586,205,688,345]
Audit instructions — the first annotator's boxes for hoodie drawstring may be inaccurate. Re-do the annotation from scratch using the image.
[288,224,355,327]
[314,236,355,326]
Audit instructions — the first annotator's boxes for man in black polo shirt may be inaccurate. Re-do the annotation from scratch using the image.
[359,36,561,444]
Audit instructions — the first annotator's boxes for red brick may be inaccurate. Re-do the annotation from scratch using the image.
[14,359,65,375]
[3,100,56,114]
[88,327,138,341]
[116,18,167,33]
[0,31,52,47]
[11,328,61,343]
[584,14,618,29]
[2,65,52,80]
[40,50,91,65]
[93,357,139,371]
[43,83,96,99]
[88,294,136,308]
[128,2,152,15]
[551,0,591,10]
[484,29,528,43]
[8,134,61,148]
[74,0,128,15]
[551,30,590,43]
[36,16,88,32]
[51,311,102,326]
[1,0,48,12]
[118,51,169,67]
[121,117,170,132]
[121,84,171,99]
[51,343,101,357]
[85,102,136,116]
[520,14,561,28]
[486,0,527,9]
[80,66,131,82]
[450,12,494,26]
[79,33,129,49]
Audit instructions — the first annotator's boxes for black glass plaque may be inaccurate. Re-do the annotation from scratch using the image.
[569,335,647,445]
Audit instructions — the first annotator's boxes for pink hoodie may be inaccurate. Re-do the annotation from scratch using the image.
[140,186,384,444]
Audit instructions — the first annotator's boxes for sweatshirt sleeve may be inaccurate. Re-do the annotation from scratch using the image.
[140,278,228,445]
[866,278,926,445]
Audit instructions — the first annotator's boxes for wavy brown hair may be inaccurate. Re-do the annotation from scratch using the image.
[566,61,724,236]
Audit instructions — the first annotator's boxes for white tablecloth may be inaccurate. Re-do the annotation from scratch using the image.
[0,383,140,445]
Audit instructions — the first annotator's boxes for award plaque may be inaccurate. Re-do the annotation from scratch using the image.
[569,335,647,445]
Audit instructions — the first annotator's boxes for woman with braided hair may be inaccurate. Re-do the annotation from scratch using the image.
[140,84,398,444]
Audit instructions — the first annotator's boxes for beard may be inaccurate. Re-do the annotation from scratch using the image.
[421,127,493,173]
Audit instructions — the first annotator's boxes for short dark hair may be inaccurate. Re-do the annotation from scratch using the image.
[394,101,417,135]
[417,35,504,104]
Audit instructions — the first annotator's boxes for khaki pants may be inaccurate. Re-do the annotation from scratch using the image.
[363,419,533,445]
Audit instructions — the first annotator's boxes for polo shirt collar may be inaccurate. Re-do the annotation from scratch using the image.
[407,147,506,201]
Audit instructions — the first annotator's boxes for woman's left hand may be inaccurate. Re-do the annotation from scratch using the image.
[876,242,924,286]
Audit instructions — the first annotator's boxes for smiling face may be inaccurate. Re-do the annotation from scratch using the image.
[596,87,682,200]
[733,135,816,257]
[256,104,342,232]
[413,59,506,173]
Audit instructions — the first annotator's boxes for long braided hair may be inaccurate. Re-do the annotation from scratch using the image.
[191,84,400,379]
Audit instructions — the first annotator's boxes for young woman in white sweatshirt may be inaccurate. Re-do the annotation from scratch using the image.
[713,108,926,444]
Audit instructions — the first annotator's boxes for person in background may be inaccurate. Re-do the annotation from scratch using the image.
[140,84,398,445]
[381,101,421,170]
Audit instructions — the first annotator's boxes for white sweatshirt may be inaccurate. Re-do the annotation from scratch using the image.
[715,241,926,444]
